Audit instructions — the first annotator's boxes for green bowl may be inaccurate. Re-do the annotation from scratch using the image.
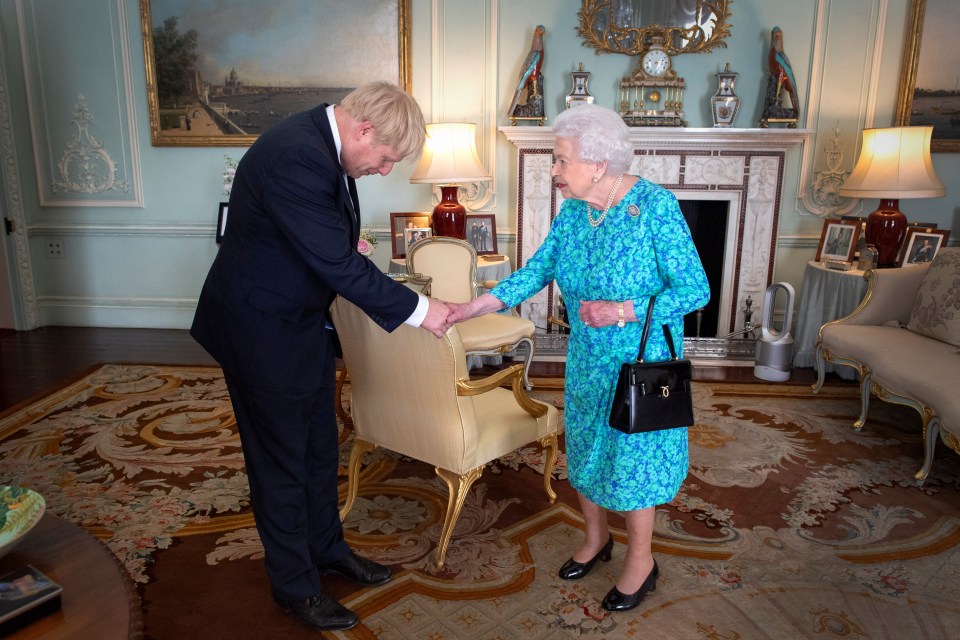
[0,486,46,560]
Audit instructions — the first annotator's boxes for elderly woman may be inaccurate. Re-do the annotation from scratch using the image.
[449,104,709,611]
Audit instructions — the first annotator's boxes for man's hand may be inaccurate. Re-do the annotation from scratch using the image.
[420,298,453,338]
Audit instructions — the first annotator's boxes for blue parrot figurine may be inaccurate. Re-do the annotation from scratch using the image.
[508,25,546,116]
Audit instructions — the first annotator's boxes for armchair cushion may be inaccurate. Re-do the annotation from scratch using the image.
[907,247,960,347]
[458,314,535,352]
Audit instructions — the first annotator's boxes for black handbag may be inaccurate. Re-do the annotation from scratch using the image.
[608,296,695,433]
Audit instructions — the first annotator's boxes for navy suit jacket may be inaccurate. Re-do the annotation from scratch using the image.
[191,105,418,393]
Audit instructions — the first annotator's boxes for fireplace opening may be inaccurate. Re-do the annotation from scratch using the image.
[679,199,728,338]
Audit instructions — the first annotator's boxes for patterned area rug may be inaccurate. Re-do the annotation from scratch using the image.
[1,364,959,639]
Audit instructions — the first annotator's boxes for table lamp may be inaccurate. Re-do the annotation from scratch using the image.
[410,123,491,239]
[838,126,944,267]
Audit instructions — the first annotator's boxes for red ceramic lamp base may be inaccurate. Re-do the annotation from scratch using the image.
[431,185,467,239]
[865,199,907,268]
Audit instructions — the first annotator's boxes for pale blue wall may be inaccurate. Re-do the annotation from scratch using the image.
[0,0,956,330]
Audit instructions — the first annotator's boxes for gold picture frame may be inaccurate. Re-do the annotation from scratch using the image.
[140,0,411,147]
[895,0,960,152]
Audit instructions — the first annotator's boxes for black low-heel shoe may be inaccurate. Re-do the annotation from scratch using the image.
[558,534,614,581]
[601,560,659,612]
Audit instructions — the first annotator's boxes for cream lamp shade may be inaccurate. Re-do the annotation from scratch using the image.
[838,126,945,267]
[410,123,491,239]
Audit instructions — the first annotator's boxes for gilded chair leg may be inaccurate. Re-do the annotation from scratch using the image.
[539,433,558,503]
[519,337,535,390]
[434,466,484,569]
[811,345,826,393]
[335,368,352,428]
[339,439,376,521]
[916,415,941,486]
[854,372,872,431]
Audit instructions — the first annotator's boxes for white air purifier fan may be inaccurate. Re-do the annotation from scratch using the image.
[754,282,796,382]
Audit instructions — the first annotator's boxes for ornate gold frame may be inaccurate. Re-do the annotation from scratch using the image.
[577,0,732,65]
[895,0,959,152]
[140,0,412,147]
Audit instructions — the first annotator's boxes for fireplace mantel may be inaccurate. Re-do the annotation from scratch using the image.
[499,126,813,337]
[500,126,813,149]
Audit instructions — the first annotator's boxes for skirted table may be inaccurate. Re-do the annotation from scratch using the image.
[791,260,869,381]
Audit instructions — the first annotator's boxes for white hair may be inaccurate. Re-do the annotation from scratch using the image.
[551,104,634,175]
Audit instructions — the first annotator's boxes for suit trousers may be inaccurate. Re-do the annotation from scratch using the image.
[223,350,348,600]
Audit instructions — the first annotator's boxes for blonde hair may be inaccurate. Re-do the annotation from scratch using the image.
[340,82,426,159]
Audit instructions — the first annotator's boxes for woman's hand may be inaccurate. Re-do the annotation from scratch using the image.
[448,293,506,324]
[579,300,636,328]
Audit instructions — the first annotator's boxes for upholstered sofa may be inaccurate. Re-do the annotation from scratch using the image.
[813,247,960,484]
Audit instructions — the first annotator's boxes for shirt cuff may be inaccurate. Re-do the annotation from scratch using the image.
[403,294,430,327]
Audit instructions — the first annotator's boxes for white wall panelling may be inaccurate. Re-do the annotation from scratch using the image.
[16,0,142,207]
[798,0,887,217]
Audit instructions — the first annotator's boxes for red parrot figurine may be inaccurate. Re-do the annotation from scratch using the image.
[769,26,799,113]
[508,25,546,116]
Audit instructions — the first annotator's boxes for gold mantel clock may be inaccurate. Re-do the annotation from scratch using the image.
[619,35,686,127]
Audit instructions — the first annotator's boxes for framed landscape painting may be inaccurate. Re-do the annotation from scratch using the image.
[140,0,411,147]
[896,0,960,152]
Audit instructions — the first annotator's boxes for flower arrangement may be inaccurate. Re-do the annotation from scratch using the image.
[357,229,378,256]
[222,155,238,196]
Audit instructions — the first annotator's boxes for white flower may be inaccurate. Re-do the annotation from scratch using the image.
[222,156,238,196]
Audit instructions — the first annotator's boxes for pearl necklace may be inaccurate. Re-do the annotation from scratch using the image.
[587,174,624,228]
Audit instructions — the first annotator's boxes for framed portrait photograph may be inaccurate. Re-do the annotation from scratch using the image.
[140,0,411,147]
[216,202,228,243]
[389,212,431,258]
[466,214,497,255]
[898,228,951,266]
[815,219,860,263]
[404,228,432,254]
[895,0,960,152]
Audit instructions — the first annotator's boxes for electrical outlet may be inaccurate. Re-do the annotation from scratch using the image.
[46,240,65,258]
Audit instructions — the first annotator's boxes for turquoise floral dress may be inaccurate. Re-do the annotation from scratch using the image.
[492,178,710,511]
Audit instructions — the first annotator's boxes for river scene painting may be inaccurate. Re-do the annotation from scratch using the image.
[899,0,960,150]
[142,0,407,145]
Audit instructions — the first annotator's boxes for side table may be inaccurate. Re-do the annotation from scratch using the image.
[0,513,142,639]
[791,260,869,381]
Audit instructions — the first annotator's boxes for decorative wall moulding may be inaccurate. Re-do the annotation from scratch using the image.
[16,0,142,207]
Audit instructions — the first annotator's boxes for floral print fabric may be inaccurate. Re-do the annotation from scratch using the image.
[492,178,710,511]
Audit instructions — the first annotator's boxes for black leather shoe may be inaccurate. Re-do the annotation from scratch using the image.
[273,592,359,631]
[558,534,614,581]
[601,560,659,612]
[318,549,391,586]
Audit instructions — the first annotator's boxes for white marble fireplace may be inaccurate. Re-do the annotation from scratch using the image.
[499,127,811,339]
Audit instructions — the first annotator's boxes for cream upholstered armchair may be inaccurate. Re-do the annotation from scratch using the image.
[330,296,559,568]
[405,236,536,389]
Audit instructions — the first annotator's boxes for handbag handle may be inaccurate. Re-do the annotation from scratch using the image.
[636,295,679,363]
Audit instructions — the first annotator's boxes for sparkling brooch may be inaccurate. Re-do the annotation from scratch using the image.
[627,204,641,217]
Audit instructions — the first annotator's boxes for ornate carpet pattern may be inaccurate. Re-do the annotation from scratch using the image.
[1,364,959,639]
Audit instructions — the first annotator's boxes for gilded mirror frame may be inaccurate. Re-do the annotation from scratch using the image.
[140,0,412,147]
[895,0,959,153]
[577,0,733,59]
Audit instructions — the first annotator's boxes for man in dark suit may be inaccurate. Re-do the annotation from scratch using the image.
[191,82,450,631]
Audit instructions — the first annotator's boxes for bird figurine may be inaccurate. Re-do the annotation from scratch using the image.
[768,26,799,115]
[508,25,546,118]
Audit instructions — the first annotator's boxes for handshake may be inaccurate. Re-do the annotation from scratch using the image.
[419,294,504,338]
